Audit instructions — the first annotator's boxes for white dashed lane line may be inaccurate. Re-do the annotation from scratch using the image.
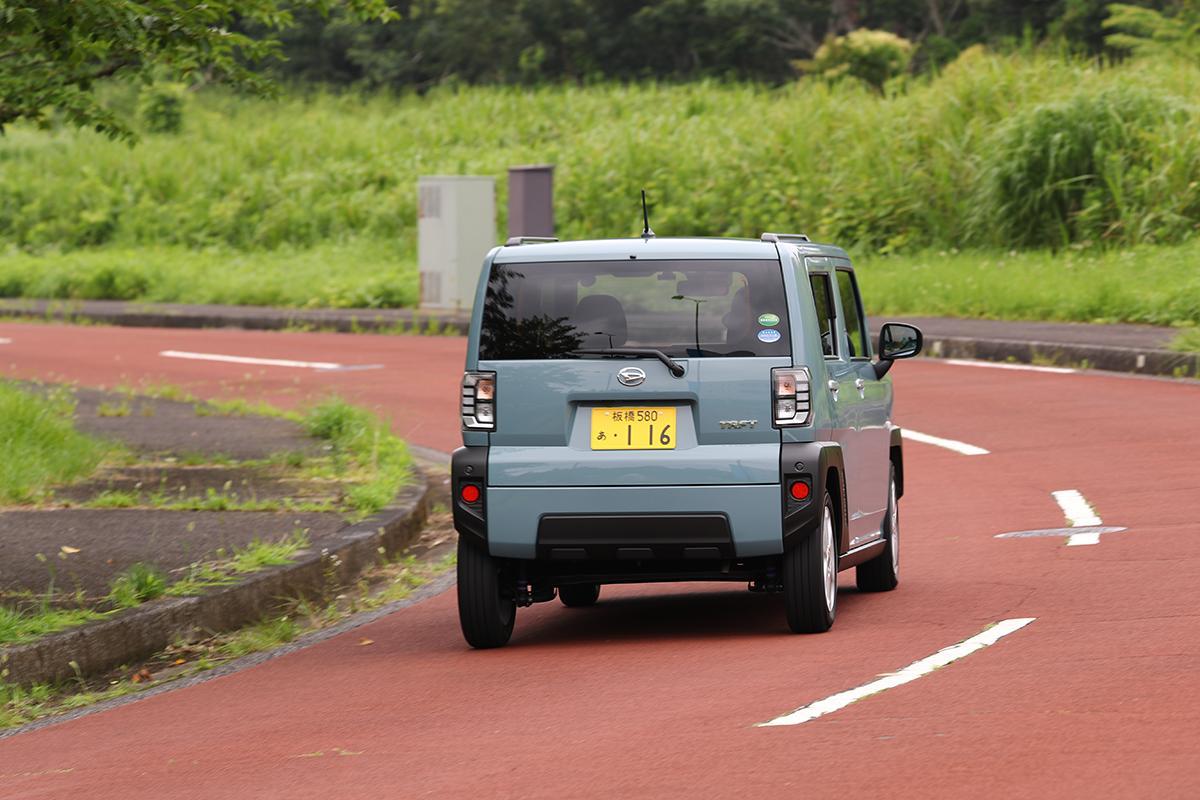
[0,337,11,344]
[758,618,1037,727]
[942,358,1075,375]
[1053,489,1104,546]
[160,350,381,371]
[901,428,990,456]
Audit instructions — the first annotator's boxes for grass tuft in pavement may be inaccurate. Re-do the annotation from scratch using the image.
[218,615,300,659]
[165,529,311,597]
[107,563,167,608]
[0,382,112,504]
[305,398,413,517]
[0,605,105,647]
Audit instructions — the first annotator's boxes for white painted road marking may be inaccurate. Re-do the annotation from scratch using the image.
[996,525,1125,541]
[161,350,341,369]
[159,350,380,371]
[902,428,990,456]
[759,618,1036,727]
[0,337,11,344]
[996,491,1124,545]
[1053,489,1104,546]
[943,358,1075,374]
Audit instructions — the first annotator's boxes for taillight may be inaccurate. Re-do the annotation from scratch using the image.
[460,483,481,504]
[772,367,811,426]
[462,371,496,431]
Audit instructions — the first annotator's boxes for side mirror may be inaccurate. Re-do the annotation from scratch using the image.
[873,323,923,379]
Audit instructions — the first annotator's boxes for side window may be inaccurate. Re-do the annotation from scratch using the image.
[836,269,869,359]
[808,274,837,358]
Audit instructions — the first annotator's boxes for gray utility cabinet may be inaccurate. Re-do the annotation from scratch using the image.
[418,176,496,311]
[508,164,555,238]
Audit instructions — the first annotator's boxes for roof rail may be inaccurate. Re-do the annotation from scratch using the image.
[504,236,560,246]
[760,232,810,243]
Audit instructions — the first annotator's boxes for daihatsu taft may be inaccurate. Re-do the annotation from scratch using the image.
[452,232,923,648]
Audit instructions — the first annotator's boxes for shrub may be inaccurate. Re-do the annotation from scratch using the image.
[138,84,186,134]
[973,84,1195,247]
[809,29,914,91]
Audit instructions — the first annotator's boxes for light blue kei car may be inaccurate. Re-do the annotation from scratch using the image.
[452,232,923,648]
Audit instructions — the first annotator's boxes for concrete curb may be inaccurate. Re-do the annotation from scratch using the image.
[919,333,1200,378]
[0,475,432,687]
[0,298,471,335]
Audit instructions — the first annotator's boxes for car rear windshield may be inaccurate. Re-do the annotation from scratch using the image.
[478,259,791,360]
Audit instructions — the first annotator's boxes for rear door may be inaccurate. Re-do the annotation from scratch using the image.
[476,259,792,487]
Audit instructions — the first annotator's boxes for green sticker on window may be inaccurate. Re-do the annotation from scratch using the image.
[757,313,780,327]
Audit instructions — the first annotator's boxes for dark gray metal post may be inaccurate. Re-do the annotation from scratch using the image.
[507,164,554,238]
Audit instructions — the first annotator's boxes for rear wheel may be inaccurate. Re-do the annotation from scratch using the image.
[857,465,900,593]
[558,583,601,607]
[783,493,837,633]
[456,537,516,648]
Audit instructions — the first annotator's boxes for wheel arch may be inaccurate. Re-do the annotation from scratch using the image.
[781,441,847,554]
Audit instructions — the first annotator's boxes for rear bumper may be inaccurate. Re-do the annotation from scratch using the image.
[485,483,783,559]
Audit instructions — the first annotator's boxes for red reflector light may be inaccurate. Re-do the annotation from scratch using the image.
[788,480,811,501]
[460,484,481,504]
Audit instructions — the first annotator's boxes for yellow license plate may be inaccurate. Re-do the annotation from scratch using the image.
[590,407,677,450]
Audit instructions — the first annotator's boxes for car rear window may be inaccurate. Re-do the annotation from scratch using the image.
[478,259,791,360]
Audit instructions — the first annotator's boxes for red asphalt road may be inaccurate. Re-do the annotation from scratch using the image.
[0,322,1197,798]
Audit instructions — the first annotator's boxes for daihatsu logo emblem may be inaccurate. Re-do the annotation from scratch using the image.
[617,367,646,387]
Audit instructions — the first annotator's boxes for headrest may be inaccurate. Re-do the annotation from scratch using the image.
[574,294,628,348]
[722,286,754,348]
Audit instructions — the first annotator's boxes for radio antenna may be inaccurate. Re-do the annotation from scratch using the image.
[641,189,655,240]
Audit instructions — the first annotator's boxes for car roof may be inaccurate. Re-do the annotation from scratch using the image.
[493,237,849,264]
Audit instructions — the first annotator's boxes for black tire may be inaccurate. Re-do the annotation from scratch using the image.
[783,493,838,633]
[456,537,516,648]
[558,583,601,607]
[857,465,900,593]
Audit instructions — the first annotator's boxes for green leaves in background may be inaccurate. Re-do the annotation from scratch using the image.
[0,0,395,140]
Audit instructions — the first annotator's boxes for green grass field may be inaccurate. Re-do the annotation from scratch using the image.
[0,242,417,309]
[860,243,1200,327]
[1,50,1198,325]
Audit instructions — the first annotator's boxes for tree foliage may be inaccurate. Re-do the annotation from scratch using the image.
[1104,1,1200,62]
[0,0,394,140]
[265,0,1177,88]
[809,28,914,90]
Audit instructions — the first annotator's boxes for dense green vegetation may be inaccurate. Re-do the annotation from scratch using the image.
[1,50,1198,325]
[267,0,1179,86]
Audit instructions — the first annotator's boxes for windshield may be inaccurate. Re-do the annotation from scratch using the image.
[478,259,791,360]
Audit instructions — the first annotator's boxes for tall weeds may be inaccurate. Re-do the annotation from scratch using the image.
[0,51,1198,321]
[2,51,1197,256]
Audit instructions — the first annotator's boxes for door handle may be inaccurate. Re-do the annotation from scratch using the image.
[854,377,866,397]
[827,379,840,398]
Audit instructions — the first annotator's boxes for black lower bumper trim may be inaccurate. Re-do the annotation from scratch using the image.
[537,513,733,559]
